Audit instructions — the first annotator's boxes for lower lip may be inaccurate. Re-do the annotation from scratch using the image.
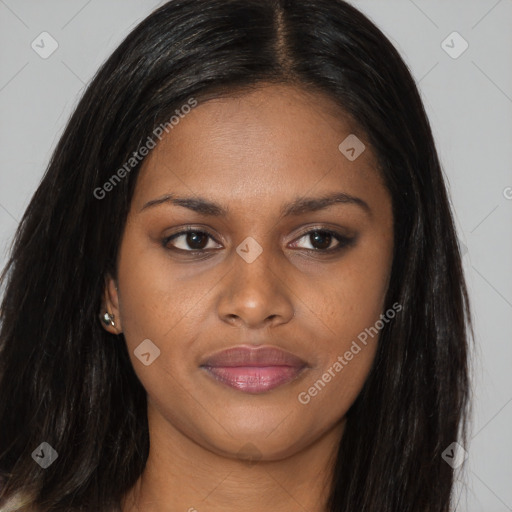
[201,366,305,393]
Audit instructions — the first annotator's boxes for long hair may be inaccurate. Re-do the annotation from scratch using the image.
[0,1,472,510]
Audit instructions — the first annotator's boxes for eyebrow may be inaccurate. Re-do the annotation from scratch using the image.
[140,192,371,217]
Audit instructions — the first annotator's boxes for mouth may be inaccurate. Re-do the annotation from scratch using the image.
[199,345,309,394]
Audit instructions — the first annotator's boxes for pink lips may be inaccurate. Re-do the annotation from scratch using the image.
[200,345,308,394]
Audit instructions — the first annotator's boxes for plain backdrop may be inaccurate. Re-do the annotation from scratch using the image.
[0,1,511,510]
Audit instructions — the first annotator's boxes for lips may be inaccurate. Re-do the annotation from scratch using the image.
[200,345,308,394]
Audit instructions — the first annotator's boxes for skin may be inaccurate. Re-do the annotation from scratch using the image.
[101,83,394,512]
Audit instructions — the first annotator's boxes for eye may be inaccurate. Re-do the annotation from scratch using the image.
[163,227,222,252]
[162,227,355,255]
[289,229,354,252]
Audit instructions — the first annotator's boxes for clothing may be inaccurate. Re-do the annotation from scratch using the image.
[0,491,122,511]
[0,491,35,511]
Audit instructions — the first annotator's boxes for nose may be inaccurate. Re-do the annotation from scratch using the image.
[216,243,295,329]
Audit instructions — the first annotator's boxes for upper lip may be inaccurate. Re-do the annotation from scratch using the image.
[200,345,307,368]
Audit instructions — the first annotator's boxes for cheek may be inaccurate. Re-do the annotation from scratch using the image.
[115,227,204,343]
[297,238,392,409]
[296,278,386,422]
[114,237,205,405]
[309,248,391,342]
[296,342,377,437]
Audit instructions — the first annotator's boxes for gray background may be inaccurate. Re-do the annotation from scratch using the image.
[0,1,511,510]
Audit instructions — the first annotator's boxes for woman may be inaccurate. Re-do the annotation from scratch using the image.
[0,0,472,510]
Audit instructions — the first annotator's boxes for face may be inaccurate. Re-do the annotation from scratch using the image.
[102,83,393,461]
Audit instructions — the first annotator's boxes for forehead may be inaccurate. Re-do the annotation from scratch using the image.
[132,84,385,215]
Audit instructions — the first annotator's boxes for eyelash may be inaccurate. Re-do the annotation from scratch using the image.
[162,226,355,255]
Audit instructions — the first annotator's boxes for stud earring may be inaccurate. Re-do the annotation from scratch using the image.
[101,312,115,327]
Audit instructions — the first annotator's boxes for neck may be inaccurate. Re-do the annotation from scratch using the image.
[120,406,345,512]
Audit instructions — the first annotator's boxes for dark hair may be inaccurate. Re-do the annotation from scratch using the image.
[0,0,472,510]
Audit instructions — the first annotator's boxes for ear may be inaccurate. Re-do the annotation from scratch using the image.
[100,273,123,334]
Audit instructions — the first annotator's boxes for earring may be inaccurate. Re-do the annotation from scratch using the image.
[101,312,115,327]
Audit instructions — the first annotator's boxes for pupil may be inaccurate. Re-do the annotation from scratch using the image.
[187,232,207,249]
[311,231,331,250]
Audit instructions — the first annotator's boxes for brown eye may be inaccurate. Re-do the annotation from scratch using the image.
[184,232,208,250]
[163,229,221,252]
[309,231,334,250]
[290,229,354,252]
